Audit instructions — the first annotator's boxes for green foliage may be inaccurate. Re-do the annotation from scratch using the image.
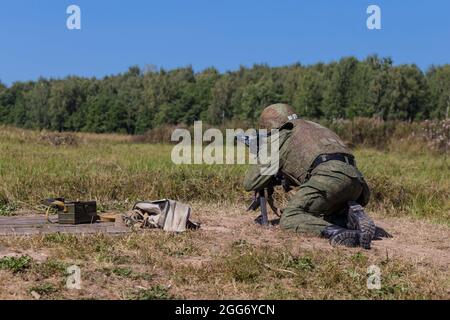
[427,65,450,119]
[0,56,448,134]
[0,255,32,273]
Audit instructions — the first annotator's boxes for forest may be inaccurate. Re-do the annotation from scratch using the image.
[0,55,449,134]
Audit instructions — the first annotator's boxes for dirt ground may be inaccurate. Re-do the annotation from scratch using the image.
[194,202,450,270]
[0,202,449,299]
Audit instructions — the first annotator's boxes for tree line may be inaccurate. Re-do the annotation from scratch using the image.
[0,55,449,134]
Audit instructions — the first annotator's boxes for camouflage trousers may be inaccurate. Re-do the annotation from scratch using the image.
[279,160,369,235]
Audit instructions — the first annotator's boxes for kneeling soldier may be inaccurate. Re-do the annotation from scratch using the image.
[244,103,390,249]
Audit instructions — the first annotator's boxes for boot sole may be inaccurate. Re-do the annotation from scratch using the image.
[374,226,393,240]
[330,230,360,248]
[359,232,372,250]
[348,203,376,249]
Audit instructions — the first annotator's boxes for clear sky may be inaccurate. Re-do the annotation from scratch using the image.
[0,0,449,85]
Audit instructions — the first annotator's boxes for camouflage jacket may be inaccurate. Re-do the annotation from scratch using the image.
[244,119,362,193]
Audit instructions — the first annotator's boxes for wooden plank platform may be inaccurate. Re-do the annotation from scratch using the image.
[0,215,130,236]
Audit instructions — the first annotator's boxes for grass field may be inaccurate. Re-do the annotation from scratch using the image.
[0,126,449,299]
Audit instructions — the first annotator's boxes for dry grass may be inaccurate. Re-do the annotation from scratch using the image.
[0,201,448,300]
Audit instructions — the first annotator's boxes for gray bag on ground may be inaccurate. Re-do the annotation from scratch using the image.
[122,199,199,232]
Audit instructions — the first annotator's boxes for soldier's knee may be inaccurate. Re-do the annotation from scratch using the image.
[279,207,303,231]
[280,206,330,236]
[279,215,290,230]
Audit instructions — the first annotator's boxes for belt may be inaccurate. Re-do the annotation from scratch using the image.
[307,153,356,179]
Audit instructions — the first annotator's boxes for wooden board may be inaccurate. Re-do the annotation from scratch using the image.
[0,215,130,236]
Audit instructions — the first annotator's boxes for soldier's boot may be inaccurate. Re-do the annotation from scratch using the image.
[346,202,376,249]
[321,225,362,248]
[373,226,393,240]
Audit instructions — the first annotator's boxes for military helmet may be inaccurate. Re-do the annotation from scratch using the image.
[259,103,298,129]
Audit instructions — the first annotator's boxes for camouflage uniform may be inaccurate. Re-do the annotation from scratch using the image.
[244,117,370,236]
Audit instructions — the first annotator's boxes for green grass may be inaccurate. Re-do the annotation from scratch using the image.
[287,255,315,272]
[0,127,447,300]
[0,127,447,224]
[357,149,449,223]
[0,255,32,273]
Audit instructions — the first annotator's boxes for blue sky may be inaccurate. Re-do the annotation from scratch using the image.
[0,0,449,85]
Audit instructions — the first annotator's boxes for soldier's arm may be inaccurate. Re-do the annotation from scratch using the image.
[243,130,290,191]
[243,165,275,191]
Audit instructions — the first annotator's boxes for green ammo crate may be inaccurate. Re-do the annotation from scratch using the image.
[58,201,98,225]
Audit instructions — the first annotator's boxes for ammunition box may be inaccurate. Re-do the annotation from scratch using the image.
[58,201,98,225]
